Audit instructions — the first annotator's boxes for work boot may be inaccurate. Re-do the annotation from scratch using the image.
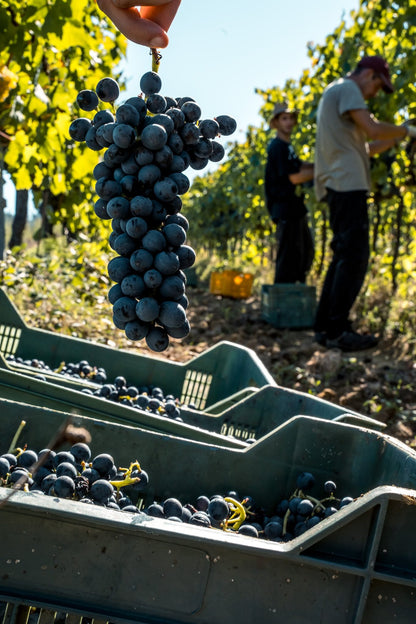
[326,331,378,352]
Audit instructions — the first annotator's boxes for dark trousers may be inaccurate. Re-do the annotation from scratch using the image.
[314,189,369,338]
[274,215,314,283]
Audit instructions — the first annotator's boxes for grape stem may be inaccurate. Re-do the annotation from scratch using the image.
[151,48,162,73]
[224,497,246,531]
[7,420,26,454]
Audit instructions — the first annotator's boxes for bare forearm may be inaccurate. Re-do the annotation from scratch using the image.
[289,163,314,185]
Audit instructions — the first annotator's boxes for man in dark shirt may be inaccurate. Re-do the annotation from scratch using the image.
[265,103,314,283]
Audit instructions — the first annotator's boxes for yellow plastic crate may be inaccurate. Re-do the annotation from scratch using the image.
[210,270,254,299]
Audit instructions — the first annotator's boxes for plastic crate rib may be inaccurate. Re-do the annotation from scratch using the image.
[180,369,213,410]
[0,325,21,359]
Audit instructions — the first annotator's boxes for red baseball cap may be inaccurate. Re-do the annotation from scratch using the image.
[357,55,394,93]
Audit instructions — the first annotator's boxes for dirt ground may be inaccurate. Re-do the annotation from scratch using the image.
[164,286,416,448]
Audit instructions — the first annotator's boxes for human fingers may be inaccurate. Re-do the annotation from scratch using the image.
[140,0,181,32]
[96,0,169,47]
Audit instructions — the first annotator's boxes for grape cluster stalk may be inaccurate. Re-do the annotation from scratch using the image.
[70,72,237,352]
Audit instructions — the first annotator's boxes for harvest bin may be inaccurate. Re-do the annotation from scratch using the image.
[1,399,416,624]
[261,283,316,329]
[0,356,384,448]
[0,288,274,410]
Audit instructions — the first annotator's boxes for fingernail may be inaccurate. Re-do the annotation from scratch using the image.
[149,36,165,48]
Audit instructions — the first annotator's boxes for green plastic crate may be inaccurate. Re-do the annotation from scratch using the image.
[261,283,316,328]
[0,288,275,410]
[1,398,416,624]
[0,352,384,448]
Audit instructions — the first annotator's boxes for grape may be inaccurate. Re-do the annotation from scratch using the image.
[145,326,169,352]
[168,172,190,195]
[238,525,259,538]
[130,248,153,272]
[141,229,166,253]
[136,297,160,322]
[180,122,200,145]
[159,275,185,299]
[113,123,137,149]
[53,475,75,499]
[130,195,153,217]
[199,118,220,139]
[166,108,185,129]
[71,443,91,463]
[159,301,186,328]
[324,480,337,494]
[210,141,225,162]
[181,101,201,122]
[95,177,122,201]
[112,233,138,257]
[0,457,10,478]
[93,162,113,181]
[149,114,175,135]
[146,93,167,114]
[112,296,137,324]
[93,109,115,128]
[71,72,236,352]
[56,461,77,479]
[125,319,149,341]
[107,196,130,219]
[92,453,114,478]
[153,178,178,202]
[138,163,161,186]
[69,118,92,141]
[154,250,180,275]
[296,472,316,491]
[177,245,196,269]
[165,319,191,339]
[96,77,120,102]
[107,256,132,282]
[163,497,182,518]
[143,268,163,289]
[85,126,102,151]
[121,274,146,298]
[141,124,167,151]
[208,497,229,523]
[163,223,186,246]
[17,449,38,469]
[90,479,114,504]
[140,71,162,95]
[194,138,213,159]
[77,89,99,111]
[125,216,148,239]
[116,103,140,127]
[135,142,154,165]
[215,114,237,135]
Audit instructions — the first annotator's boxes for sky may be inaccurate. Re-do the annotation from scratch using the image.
[4,0,359,216]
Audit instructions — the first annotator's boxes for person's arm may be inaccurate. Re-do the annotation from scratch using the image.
[349,109,407,142]
[96,0,181,47]
[289,163,314,185]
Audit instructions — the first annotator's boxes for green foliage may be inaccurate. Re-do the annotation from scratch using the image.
[0,0,127,235]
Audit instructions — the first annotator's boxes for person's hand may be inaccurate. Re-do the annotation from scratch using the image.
[96,0,181,48]
[406,125,416,139]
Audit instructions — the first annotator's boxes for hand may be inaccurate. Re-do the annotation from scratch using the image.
[405,124,416,139]
[96,0,181,48]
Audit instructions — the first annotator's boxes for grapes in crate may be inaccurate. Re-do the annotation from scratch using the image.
[70,71,237,352]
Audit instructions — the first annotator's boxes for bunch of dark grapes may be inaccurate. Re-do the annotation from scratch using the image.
[69,72,237,352]
[1,438,356,541]
[6,355,185,419]
[0,443,149,513]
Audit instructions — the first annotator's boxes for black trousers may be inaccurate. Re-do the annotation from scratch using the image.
[314,189,369,338]
[274,215,314,284]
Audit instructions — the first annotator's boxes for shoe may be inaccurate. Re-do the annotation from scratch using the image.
[326,331,378,352]
[314,331,327,346]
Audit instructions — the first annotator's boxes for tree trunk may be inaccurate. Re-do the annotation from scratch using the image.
[8,188,28,248]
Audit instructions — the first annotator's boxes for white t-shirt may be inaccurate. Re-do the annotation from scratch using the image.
[314,77,370,202]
